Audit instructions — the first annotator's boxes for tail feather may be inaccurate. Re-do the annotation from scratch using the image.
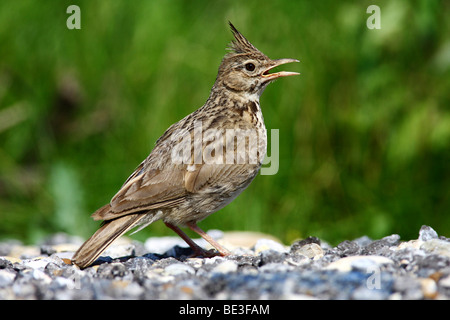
[72,214,144,269]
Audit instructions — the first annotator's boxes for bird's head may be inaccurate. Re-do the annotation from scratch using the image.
[215,22,299,98]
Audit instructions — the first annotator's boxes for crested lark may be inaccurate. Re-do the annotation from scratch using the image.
[72,22,299,268]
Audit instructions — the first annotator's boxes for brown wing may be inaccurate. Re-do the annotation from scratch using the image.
[185,163,258,194]
[92,162,188,221]
[92,161,258,221]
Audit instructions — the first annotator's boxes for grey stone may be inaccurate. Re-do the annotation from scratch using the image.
[0,269,16,287]
[336,240,360,256]
[259,249,288,266]
[419,225,439,241]
[164,263,195,276]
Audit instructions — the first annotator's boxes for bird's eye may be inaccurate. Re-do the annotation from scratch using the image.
[245,63,255,72]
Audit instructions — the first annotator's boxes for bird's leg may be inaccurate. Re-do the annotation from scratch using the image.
[186,221,231,256]
[164,222,221,257]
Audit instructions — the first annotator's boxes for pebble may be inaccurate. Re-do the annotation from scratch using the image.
[164,263,195,276]
[439,275,450,288]
[253,238,288,254]
[420,239,450,258]
[0,225,449,299]
[144,236,188,255]
[211,260,238,274]
[294,243,324,260]
[0,269,16,287]
[325,255,394,272]
[419,225,439,241]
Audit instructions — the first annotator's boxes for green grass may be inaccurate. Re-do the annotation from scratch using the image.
[1,0,449,245]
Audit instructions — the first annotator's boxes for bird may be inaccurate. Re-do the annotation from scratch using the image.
[72,22,299,268]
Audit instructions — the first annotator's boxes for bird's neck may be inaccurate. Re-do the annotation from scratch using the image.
[208,83,261,107]
[203,83,265,131]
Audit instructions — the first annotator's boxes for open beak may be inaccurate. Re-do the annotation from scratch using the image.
[261,58,300,81]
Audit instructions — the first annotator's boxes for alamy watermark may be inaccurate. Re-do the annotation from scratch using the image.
[169,121,279,175]
[367,5,381,30]
[66,5,81,30]
[366,265,381,290]
[66,5,381,31]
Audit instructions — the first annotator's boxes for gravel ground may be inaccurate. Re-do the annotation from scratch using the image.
[0,225,449,300]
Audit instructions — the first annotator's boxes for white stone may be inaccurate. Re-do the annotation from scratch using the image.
[0,269,16,287]
[439,275,450,288]
[212,260,238,273]
[325,255,394,272]
[418,225,439,241]
[185,258,203,269]
[144,236,188,254]
[103,243,135,259]
[254,238,288,254]
[420,239,450,258]
[54,276,76,289]
[32,269,52,284]
[164,263,195,276]
[22,257,52,270]
[203,256,226,265]
[396,240,423,251]
[295,243,324,260]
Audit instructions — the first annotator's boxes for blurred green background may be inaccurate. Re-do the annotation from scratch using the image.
[0,0,449,246]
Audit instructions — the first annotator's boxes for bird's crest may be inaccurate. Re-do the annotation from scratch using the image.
[227,21,259,54]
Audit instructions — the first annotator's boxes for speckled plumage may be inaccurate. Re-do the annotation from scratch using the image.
[72,22,298,268]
